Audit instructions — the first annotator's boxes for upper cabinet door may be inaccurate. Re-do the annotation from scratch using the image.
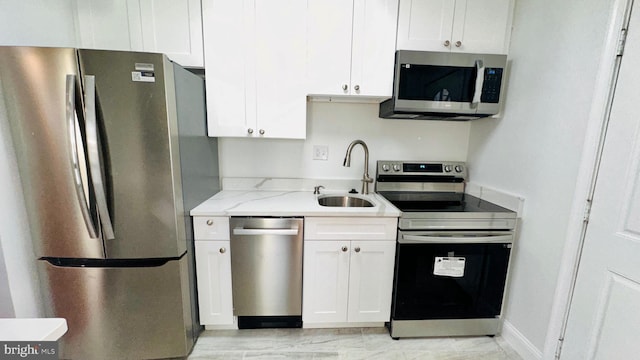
[450,0,514,54]
[350,0,399,97]
[75,0,142,51]
[307,0,399,98]
[75,0,204,67]
[396,0,455,52]
[396,0,514,54]
[254,0,307,139]
[138,0,204,67]
[202,0,251,137]
[306,0,354,96]
[203,0,307,139]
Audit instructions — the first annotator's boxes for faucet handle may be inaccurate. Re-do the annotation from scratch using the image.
[313,185,325,195]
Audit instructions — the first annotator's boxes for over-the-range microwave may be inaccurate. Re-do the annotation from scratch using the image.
[379,50,507,120]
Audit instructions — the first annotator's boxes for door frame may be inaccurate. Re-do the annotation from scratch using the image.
[542,0,635,358]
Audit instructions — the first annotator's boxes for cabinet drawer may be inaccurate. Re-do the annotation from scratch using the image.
[193,217,230,240]
[305,217,397,241]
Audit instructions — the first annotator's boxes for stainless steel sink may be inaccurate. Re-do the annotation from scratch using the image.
[317,195,374,207]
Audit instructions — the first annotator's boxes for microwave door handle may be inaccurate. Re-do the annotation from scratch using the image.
[66,75,98,239]
[472,59,485,106]
[84,75,115,240]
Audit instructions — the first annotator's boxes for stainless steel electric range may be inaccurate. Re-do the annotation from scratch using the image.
[375,160,517,339]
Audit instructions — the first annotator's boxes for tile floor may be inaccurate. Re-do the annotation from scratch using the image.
[188,327,523,359]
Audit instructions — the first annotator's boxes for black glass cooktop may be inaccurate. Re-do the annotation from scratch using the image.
[378,192,512,214]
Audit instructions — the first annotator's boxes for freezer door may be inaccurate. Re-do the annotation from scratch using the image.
[0,47,104,258]
[78,49,186,258]
[38,256,195,360]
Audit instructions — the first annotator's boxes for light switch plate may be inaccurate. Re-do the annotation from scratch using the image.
[313,145,329,160]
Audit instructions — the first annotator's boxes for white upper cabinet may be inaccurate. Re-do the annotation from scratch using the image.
[137,0,204,67]
[75,0,204,67]
[307,0,399,98]
[203,0,307,139]
[396,0,514,54]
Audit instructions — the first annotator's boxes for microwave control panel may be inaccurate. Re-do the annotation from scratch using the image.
[480,68,503,103]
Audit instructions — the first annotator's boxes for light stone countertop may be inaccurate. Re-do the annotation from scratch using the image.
[0,318,68,341]
[190,190,401,217]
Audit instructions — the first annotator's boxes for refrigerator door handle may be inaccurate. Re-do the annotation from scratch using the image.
[66,75,98,239]
[84,75,115,240]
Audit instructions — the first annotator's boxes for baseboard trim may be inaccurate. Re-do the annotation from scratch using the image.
[500,320,543,360]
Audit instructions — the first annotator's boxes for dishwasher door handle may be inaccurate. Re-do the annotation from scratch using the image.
[232,227,299,236]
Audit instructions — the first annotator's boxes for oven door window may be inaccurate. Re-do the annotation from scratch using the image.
[392,243,510,320]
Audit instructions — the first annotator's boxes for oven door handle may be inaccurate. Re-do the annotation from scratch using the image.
[399,233,513,244]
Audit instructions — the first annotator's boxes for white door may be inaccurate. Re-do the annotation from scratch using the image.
[560,5,640,359]
[347,241,396,322]
[302,241,350,324]
[195,241,234,325]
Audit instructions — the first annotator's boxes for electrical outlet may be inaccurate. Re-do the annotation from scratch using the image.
[313,145,329,160]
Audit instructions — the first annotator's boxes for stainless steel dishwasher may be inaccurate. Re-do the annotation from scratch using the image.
[230,217,303,329]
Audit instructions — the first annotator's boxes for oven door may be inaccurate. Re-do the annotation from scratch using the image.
[392,230,512,321]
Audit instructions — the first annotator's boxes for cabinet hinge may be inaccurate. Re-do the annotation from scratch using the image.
[583,199,593,223]
[555,337,564,359]
[617,28,628,56]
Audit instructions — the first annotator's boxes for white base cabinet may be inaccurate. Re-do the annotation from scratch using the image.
[303,217,397,326]
[194,241,233,325]
[193,216,233,326]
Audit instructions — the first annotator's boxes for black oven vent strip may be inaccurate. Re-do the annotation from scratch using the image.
[376,175,464,183]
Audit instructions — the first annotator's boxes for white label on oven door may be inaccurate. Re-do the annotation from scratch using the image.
[433,257,465,277]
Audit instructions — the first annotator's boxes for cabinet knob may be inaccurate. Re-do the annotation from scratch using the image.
[455,41,462,47]
[443,40,451,47]
[354,85,360,91]
[219,247,226,254]
[247,128,254,134]
[259,129,265,135]
[206,219,214,226]
[341,246,348,252]
[355,247,361,253]
[342,84,348,91]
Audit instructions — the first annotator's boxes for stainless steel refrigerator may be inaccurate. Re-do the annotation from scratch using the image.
[0,47,219,359]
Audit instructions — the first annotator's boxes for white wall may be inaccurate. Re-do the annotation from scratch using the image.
[467,0,615,353]
[219,101,471,181]
[0,0,77,47]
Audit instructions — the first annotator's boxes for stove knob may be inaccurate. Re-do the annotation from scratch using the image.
[382,164,390,172]
[455,165,463,173]
[444,165,453,173]
[393,164,401,172]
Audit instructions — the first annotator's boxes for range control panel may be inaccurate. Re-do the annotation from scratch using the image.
[376,161,467,179]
